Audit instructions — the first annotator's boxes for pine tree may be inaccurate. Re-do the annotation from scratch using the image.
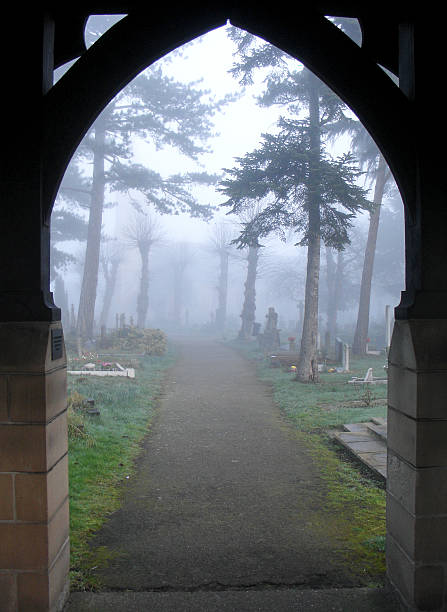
[225,27,371,380]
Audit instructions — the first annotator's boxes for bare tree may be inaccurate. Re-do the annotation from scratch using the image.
[168,242,193,327]
[208,222,236,332]
[124,213,163,328]
[99,241,123,328]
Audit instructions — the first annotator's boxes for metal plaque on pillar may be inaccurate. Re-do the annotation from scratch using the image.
[51,328,64,360]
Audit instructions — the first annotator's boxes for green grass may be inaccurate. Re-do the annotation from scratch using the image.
[67,349,175,590]
[230,340,387,583]
[258,355,387,432]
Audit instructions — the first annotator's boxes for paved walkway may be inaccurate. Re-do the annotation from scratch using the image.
[65,338,398,611]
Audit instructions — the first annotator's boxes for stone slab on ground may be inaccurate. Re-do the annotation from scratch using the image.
[342,422,367,433]
[334,423,387,481]
[65,587,401,612]
[367,422,387,442]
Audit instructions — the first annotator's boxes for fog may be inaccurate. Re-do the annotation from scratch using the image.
[52,16,405,352]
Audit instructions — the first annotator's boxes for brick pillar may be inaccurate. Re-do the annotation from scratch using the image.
[387,319,447,611]
[0,322,69,612]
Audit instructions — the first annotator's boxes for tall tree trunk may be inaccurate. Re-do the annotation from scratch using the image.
[99,257,119,328]
[297,74,321,382]
[327,250,344,351]
[325,246,336,342]
[136,247,149,328]
[77,117,106,341]
[297,233,321,381]
[215,250,229,331]
[352,154,388,355]
[238,245,259,340]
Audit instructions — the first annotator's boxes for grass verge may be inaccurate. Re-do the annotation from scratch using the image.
[67,349,175,590]
[229,340,387,585]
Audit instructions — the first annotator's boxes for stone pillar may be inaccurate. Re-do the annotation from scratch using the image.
[387,319,447,610]
[385,305,392,352]
[0,322,69,611]
[0,11,70,610]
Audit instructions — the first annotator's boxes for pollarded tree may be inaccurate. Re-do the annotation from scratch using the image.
[207,222,237,332]
[219,110,371,381]
[99,241,123,328]
[168,242,194,327]
[124,213,163,329]
[238,244,259,341]
[235,203,266,341]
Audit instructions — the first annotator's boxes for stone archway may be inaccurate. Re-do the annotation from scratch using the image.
[1,6,446,611]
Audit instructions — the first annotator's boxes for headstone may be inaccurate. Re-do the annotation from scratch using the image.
[335,337,343,363]
[261,307,281,351]
[324,331,331,357]
[343,343,350,372]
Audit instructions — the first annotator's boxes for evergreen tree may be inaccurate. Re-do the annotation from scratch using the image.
[51,164,89,279]
[225,27,371,380]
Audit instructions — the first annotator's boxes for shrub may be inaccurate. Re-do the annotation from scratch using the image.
[67,391,95,446]
[99,327,167,355]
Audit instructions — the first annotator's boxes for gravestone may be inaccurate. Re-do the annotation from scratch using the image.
[343,343,350,372]
[259,307,281,351]
[252,322,261,336]
[335,337,344,364]
[324,330,331,357]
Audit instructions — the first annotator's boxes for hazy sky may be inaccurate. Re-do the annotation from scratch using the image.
[103,23,288,246]
[54,16,404,329]
[57,16,371,254]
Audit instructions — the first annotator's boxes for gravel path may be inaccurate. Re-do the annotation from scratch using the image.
[89,338,360,591]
